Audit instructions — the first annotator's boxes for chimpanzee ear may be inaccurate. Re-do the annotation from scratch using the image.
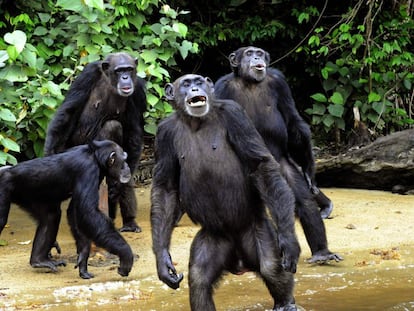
[205,77,214,93]
[134,58,138,66]
[229,52,239,70]
[107,151,116,167]
[164,83,175,101]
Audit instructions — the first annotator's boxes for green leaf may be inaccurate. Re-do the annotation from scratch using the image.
[4,30,27,53]
[0,50,9,67]
[327,104,344,117]
[330,92,344,105]
[403,79,412,90]
[311,103,326,115]
[310,93,327,103]
[56,0,83,12]
[0,108,16,122]
[85,0,104,11]
[0,65,28,82]
[178,40,193,59]
[1,137,20,152]
[21,49,37,68]
[322,115,335,128]
[372,102,385,115]
[172,22,188,37]
[144,123,157,135]
[368,92,381,103]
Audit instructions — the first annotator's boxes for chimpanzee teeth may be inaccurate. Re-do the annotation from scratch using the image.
[190,101,205,107]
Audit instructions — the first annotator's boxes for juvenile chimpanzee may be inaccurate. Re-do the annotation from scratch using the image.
[215,46,342,264]
[151,74,300,311]
[0,140,134,279]
[44,52,146,233]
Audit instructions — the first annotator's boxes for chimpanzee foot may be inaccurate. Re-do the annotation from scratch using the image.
[79,270,94,279]
[274,301,297,311]
[31,259,67,272]
[320,202,334,219]
[307,250,343,264]
[119,221,142,233]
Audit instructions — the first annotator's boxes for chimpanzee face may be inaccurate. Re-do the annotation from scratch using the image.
[91,140,131,183]
[164,74,213,118]
[102,52,138,97]
[107,148,131,183]
[230,46,270,82]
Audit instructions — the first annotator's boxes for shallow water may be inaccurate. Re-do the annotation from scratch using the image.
[1,188,414,311]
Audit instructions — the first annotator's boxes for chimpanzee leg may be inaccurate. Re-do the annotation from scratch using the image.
[107,178,141,232]
[295,194,343,263]
[0,194,11,234]
[189,229,231,311]
[30,203,66,271]
[97,120,141,232]
[70,196,134,277]
[241,220,297,310]
[119,181,141,232]
[67,202,94,279]
[282,162,342,263]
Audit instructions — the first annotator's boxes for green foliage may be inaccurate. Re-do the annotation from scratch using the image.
[0,0,197,163]
[303,3,414,142]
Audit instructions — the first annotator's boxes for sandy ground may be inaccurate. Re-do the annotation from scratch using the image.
[0,187,414,310]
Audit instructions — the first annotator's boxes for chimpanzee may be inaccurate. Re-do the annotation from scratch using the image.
[44,52,146,233]
[0,140,134,279]
[151,74,300,311]
[215,46,342,264]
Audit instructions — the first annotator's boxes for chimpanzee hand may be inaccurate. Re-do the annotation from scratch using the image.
[156,249,184,289]
[279,235,300,273]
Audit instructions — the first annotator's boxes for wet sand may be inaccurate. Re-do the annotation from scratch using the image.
[0,187,413,310]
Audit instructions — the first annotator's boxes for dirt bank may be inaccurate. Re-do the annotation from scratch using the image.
[0,187,414,311]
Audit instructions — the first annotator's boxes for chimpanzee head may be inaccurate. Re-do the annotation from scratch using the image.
[164,74,213,118]
[102,52,138,97]
[229,46,270,82]
[90,140,131,183]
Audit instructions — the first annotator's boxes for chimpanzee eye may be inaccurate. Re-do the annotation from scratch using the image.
[246,50,253,57]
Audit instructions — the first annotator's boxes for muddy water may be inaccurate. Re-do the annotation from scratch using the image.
[1,187,414,311]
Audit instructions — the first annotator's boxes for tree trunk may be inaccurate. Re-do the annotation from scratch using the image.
[316,129,414,193]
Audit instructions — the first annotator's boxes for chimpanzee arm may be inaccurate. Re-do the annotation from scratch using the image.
[221,100,300,273]
[151,121,184,289]
[122,77,147,173]
[269,68,316,180]
[44,61,102,156]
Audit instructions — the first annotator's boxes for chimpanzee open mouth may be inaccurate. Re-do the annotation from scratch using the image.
[253,64,266,71]
[121,87,132,93]
[188,96,207,107]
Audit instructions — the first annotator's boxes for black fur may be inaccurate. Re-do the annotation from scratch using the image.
[44,52,146,233]
[215,46,341,263]
[151,74,300,311]
[0,140,134,279]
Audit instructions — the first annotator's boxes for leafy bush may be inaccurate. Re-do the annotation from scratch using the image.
[303,3,414,143]
[0,0,197,164]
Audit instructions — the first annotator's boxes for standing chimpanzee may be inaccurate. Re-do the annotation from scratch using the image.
[44,52,146,233]
[215,46,342,264]
[0,140,134,279]
[151,74,300,311]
